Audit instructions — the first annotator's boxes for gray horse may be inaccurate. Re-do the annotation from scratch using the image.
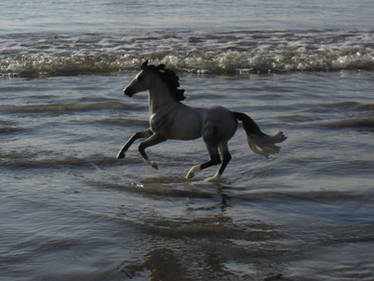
[117,61,286,182]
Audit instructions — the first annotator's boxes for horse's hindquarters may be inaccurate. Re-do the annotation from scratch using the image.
[203,106,238,142]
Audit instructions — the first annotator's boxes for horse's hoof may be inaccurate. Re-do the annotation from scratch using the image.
[186,171,194,179]
[150,161,158,170]
[186,165,200,179]
[117,152,125,159]
[204,174,221,183]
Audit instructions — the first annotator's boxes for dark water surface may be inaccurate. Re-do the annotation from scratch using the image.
[1,71,374,280]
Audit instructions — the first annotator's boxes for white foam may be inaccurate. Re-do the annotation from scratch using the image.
[1,30,374,77]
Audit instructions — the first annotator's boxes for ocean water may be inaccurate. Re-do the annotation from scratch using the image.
[1,1,374,281]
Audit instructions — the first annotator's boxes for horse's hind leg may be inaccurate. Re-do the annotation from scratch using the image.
[204,141,232,182]
[117,128,152,159]
[218,141,232,175]
[186,143,221,180]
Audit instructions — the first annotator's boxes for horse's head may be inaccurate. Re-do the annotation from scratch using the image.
[124,60,157,97]
[123,60,185,101]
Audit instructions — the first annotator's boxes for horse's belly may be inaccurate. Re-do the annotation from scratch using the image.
[169,127,201,140]
[168,118,202,140]
[167,109,202,140]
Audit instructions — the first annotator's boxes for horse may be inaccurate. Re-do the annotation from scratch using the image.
[117,60,286,182]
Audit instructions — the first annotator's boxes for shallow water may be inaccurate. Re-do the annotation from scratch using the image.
[1,70,374,280]
[2,0,374,280]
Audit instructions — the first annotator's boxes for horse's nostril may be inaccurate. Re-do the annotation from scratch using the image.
[124,87,133,97]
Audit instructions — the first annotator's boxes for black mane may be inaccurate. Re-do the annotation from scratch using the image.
[149,64,186,101]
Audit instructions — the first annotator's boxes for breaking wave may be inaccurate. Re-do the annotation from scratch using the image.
[321,118,374,130]
[1,30,374,77]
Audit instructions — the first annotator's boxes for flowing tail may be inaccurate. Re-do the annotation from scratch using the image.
[233,112,287,158]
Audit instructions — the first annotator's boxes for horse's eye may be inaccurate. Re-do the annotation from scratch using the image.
[137,75,144,82]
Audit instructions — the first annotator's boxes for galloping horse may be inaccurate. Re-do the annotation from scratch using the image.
[117,61,286,182]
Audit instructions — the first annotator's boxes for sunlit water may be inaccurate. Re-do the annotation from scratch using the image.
[1,1,374,281]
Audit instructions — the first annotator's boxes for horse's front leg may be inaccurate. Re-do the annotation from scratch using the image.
[138,133,167,170]
[117,128,152,159]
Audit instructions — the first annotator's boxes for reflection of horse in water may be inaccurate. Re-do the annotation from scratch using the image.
[117,61,286,182]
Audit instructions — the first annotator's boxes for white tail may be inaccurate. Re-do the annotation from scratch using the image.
[232,111,287,158]
[247,131,287,158]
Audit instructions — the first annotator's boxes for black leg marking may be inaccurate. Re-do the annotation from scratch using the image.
[217,142,232,176]
[186,128,222,179]
[198,125,222,171]
[199,135,221,172]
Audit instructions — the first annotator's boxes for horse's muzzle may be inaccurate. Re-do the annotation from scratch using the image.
[124,87,134,97]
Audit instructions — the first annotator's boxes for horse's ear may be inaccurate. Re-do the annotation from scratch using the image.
[141,60,149,70]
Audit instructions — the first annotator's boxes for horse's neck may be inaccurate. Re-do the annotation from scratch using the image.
[148,81,177,114]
